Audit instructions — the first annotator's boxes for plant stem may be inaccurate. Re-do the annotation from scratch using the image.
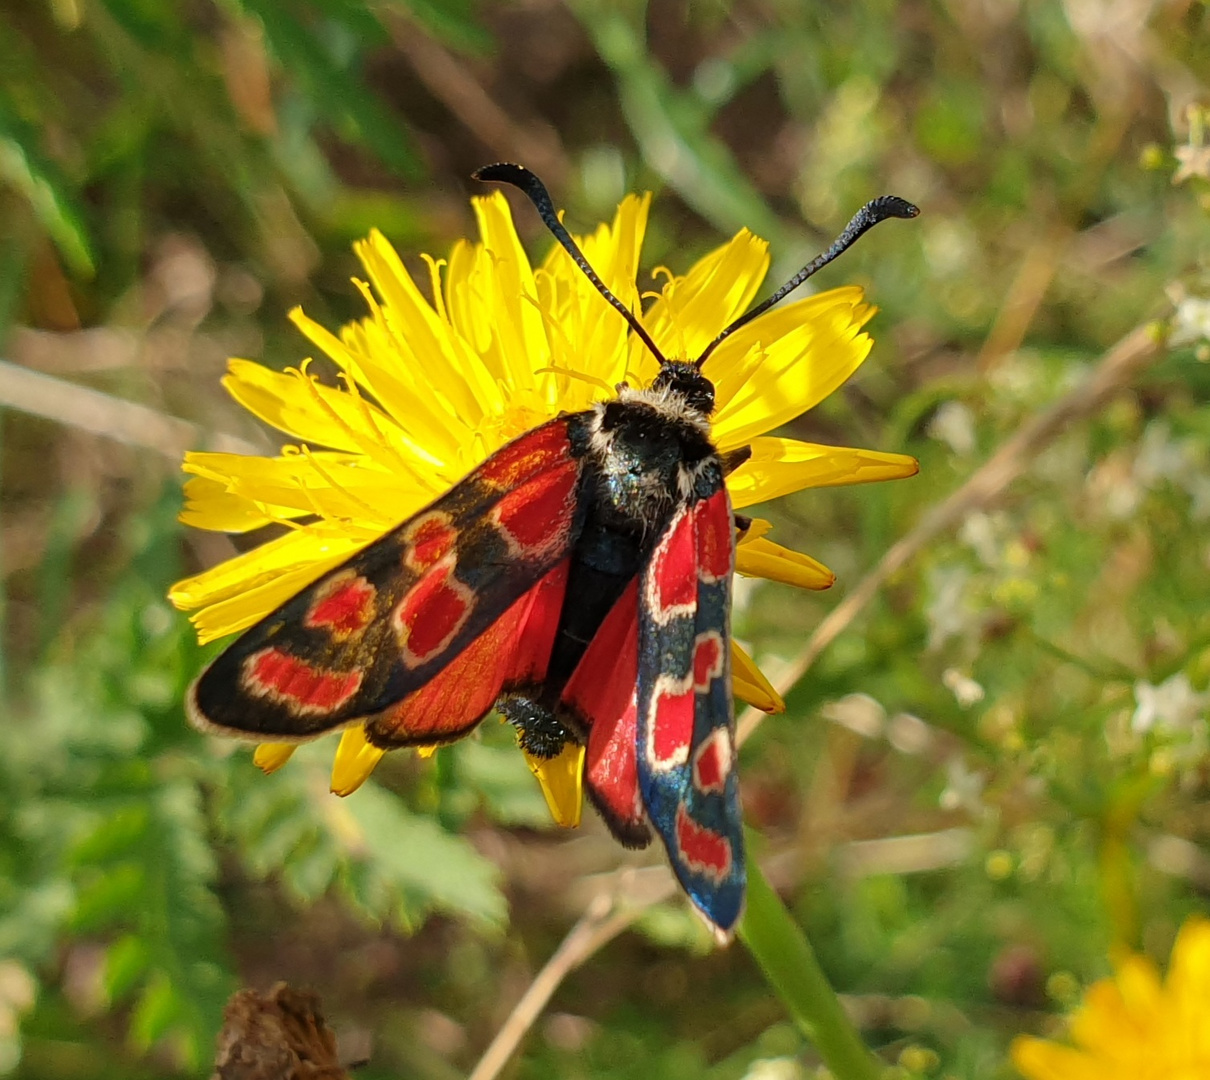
[739,848,885,1080]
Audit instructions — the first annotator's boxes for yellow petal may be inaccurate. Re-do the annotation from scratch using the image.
[416,745,438,759]
[1010,1037,1101,1080]
[351,229,501,427]
[180,475,278,533]
[330,726,385,796]
[169,527,368,642]
[223,359,402,466]
[726,437,919,509]
[1069,965,1159,1057]
[540,192,650,395]
[253,743,296,774]
[735,533,835,590]
[706,286,864,411]
[632,229,769,377]
[467,192,550,390]
[1167,915,1210,1006]
[292,303,476,472]
[731,641,785,713]
[578,193,650,304]
[171,527,328,608]
[737,517,772,542]
[1109,953,1164,1016]
[711,289,876,448]
[183,448,433,530]
[524,742,585,828]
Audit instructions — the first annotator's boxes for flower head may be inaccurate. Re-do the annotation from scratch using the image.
[1012,916,1210,1080]
[170,188,917,818]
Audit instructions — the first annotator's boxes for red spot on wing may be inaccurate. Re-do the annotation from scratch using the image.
[404,511,458,572]
[649,509,697,619]
[478,422,572,490]
[649,680,695,766]
[244,648,362,715]
[392,559,474,666]
[691,729,732,794]
[370,593,531,746]
[692,632,724,690]
[304,573,377,638]
[695,490,733,583]
[491,461,578,559]
[675,803,732,882]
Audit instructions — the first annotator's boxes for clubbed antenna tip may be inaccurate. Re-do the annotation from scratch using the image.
[694,194,920,368]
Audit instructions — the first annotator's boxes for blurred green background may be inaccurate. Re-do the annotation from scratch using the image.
[2,0,1209,1077]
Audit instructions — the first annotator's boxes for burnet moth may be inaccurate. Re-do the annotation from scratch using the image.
[187,164,918,940]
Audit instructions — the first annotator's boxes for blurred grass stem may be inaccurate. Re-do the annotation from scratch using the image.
[0,358,258,458]
[467,877,675,1080]
[387,14,568,186]
[740,850,885,1079]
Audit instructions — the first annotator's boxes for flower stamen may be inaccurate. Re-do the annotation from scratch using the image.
[533,364,616,395]
[420,254,450,324]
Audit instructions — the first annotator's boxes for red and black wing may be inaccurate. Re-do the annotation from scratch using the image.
[560,578,651,847]
[364,559,569,748]
[634,477,745,940]
[188,418,586,741]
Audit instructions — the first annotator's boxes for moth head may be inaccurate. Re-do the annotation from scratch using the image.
[651,359,715,416]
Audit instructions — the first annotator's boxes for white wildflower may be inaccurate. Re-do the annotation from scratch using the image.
[1132,673,1209,735]
[943,668,985,708]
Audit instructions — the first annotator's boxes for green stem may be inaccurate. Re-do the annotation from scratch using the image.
[739,846,885,1080]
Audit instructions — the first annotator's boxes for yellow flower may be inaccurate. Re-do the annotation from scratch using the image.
[1012,917,1210,1080]
[170,190,917,818]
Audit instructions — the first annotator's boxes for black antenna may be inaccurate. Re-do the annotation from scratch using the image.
[473,163,668,365]
[693,195,919,369]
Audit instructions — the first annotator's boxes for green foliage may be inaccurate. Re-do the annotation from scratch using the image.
[0,93,96,278]
[0,0,482,327]
[3,0,1210,1077]
[218,749,507,930]
[1,496,230,1071]
[235,0,421,179]
[0,491,509,1074]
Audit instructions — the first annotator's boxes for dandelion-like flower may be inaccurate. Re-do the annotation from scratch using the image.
[169,187,917,819]
[1012,917,1210,1080]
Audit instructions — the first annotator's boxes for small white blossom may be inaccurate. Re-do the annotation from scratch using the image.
[887,711,933,755]
[960,511,1003,566]
[1171,295,1210,346]
[1132,673,1209,735]
[928,400,977,456]
[1130,421,1210,519]
[943,668,986,708]
[741,1058,807,1080]
[821,693,886,739]
[926,564,974,650]
[1133,422,1192,486]
[939,756,987,816]
[1174,142,1210,184]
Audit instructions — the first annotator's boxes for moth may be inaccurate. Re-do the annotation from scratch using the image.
[188,163,917,941]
